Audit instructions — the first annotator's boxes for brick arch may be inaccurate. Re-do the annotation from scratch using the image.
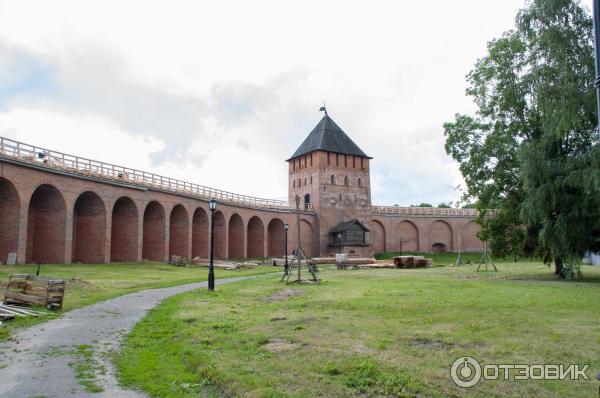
[429,220,453,252]
[228,213,244,259]
[267,218,285,257]
[72,191,106,263]
[462,221,483,252]
[370,219,386,254]
[213,211,227,259]
[0,177,20,263]
[300,219,315,257]
[192,207,208,259]
[142,201,165,261]
[394,221,419,252]
[169,204,189,260]
[26,184,66,263]
[111,196,138,262]
[247,216,264,258]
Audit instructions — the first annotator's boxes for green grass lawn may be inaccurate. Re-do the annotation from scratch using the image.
[117,260,600,397]
[0,262,278,341]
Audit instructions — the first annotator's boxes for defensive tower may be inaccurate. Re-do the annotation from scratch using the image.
[287,109,373,257]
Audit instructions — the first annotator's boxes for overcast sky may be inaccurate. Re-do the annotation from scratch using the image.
[0,0,593,206]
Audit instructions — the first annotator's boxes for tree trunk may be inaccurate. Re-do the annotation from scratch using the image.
[554,257,564,278]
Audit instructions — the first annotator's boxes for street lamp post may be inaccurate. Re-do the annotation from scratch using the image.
[284,223,289,273]
[208,198,217,291]
[337,232,343,254]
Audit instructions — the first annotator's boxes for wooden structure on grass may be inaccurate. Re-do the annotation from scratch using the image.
[393,256,433,268]
[476,241,497,271]
[4,274,65,309]
[282,196,319,284]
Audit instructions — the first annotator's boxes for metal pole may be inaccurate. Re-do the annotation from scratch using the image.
[593,0,600,129]
[208,207,215,291]
[284,227,288,273]
[295,196,301,281]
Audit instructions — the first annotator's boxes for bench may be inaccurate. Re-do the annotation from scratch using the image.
[4,274,65,309]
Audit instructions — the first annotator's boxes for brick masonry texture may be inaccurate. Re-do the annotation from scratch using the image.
[0,152,482,264]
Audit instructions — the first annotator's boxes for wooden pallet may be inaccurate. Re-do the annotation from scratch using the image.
[4,274,65,309]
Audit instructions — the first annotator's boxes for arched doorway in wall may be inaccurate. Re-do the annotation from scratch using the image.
[142,201,165,261]
[267,218,285,257]
[192,207,208,259]
[432,243,448,253]
[72,191,106,263]
[461,221,484,252]
[371,220,386,254]
[228,214,244,259]
[300,219,315,257]
[111,197,138,262]
[247,216,264,258]
[429,220,453,252]
[26,184,66,264]
[0,178,19,263]
[213,211,226,259]
[394,221,419,252]
[169,205,189,260]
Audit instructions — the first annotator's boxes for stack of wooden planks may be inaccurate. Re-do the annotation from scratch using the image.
[314,257,376,265]
[393,256,433,268]
[0,302,49,321]
[191,257,240,270]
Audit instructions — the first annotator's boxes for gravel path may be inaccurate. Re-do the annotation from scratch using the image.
[0,276,256,398]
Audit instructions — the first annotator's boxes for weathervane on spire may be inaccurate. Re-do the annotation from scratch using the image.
[319,102,327,116]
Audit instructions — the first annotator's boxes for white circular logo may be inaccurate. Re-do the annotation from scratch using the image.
[450,356,482,388]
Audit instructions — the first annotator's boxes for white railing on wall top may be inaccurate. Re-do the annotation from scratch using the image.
[372,205,478,217]
[0,136,293,211]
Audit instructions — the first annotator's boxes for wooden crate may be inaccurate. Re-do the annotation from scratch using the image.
[4,274,65,309]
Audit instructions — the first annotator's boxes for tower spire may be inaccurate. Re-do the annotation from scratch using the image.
[319,102,327,116]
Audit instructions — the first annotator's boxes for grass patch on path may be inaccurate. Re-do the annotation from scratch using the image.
[0,262,277,341]
[117,261,600,397]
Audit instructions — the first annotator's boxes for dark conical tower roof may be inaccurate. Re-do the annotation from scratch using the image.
[288,114,371,160]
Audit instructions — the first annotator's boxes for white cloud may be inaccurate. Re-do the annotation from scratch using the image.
[0,0,591,203]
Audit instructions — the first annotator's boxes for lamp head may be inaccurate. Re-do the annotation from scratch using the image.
[209,198,217,211]
[284,223,289,231]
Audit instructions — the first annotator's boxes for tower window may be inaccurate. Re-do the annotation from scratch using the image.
[344,155,347,167]
[298,179,302,187]
[344,175,349,186]
[336,154,339,166]
[330,175,335,185]
[310,154,313,167]
[304,193,310,210]
[293,180,296,188]
[353,156,356,168]
[358,178,362,187]
[310,176,313,185]
[327,152,331,165]
[304,177,307,186]
[361,158,364,169]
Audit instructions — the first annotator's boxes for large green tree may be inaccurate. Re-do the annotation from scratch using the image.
[444,0,600,277]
